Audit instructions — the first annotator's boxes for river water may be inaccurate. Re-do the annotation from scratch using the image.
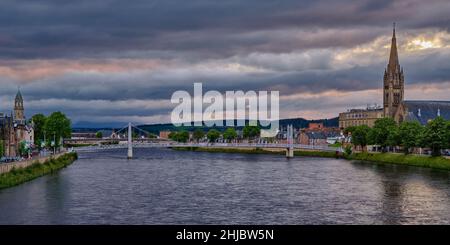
[0,148,449,224]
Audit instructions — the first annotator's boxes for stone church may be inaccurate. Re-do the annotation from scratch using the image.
[339,24,449,129]
[384,24,450,124]
[0,90,34,157]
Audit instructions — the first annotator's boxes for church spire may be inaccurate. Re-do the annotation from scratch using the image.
[383,23,404,119]
[14,86,24,121]
[388,22,399,72]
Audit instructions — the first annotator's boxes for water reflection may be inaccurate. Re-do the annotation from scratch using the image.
[0,149,449,224]
[351,161,450,224]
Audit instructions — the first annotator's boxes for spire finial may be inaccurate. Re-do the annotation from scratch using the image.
[393,22,396,37]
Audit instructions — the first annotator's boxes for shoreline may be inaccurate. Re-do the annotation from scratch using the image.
[172,146,450,171]
[0,152,78,190]
[172,146,341,158]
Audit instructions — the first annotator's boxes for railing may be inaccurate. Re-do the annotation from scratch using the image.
[74,142,341,153]
[0,153,66,174]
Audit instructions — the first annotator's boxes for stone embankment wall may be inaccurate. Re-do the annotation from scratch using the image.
[0,153,65,174]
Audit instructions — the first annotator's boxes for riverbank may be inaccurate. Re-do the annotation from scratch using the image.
[172,146,340,158]
[172,146,450,171]
[348,152,450,171]
[0,152,78,189]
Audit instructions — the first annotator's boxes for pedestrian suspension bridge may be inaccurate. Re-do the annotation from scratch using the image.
[73,123,342,158]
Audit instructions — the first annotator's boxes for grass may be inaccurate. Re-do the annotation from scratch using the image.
[328,142,343,148]
[173,146,450,171]
[172,146,280,155]
[172,146,341,158]
[294,150,340,158]
[347,152,450,171]
[0,152,78,189]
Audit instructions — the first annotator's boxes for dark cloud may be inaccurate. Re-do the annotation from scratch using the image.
[0,0,449,59]
[0,0,449,124]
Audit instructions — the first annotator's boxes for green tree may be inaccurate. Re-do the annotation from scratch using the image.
[223,128,237,142]
[367,117,397,151]
[31,113,47,146]
[96,131,103,138]
[18,141,28,157]
[446,120,450,149]
[193,129,205,142]
[168,132,177,141]
[0,140,4,157]
[44,111,72,147]
[177,130,190,143]
[169,130,190,143]
[386,125,401,149]
[207,129,221,143]
[147,133,157,139]
[351,125,370,151]
[132,131,139,139]
[344,145,352,156]
[344,126,357,136]
[421,117,447,156]
[243,125,260,139]
[398,121,423,154]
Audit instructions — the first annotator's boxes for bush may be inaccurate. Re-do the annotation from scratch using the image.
[344,145,352,156]
[348,152,450,171]
[0,152,78,189]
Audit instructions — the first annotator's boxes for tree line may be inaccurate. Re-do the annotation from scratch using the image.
[1,111,71,157]
[168,126,261,143]
[347,117,450,156]
[31,111,72,150]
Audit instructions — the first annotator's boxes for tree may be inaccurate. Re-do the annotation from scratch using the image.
[0,140,4,157]
[386,125,401,149]
[168,132,177,141]
[243,125,260,139]
[44,111,72,147]
[96,131,103,138]
[177,131,190,143]
[147,133,157,139]
[193,129,205,142]
[398,121,423,154]
[18,141,29,157]
[343,126,357,136]
[31,113,47,146]
[351,125,370,151]
[446,120,450,149]
[421,117,447,156]
[367,117,397,151]
[169,131,190,143]
[223,128,238,142]
[207,129,221,143]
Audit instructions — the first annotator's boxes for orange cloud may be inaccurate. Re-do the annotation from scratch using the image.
[0,58,169,81]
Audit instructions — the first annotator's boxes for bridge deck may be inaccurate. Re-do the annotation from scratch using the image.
[74,142,341,153]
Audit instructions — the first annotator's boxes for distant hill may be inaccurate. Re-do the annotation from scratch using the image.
[72,121,128,129]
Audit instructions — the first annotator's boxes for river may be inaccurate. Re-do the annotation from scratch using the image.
[0,148,449,224]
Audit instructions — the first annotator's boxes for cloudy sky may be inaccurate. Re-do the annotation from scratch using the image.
[0,0,449,127]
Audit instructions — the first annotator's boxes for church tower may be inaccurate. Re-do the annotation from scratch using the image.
[14,88,25,122]
[383,23,404,118]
